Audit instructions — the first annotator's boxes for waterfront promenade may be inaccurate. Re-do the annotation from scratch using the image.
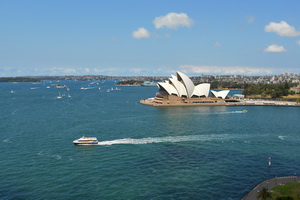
[242,176,300,200]
[140,98,300,107]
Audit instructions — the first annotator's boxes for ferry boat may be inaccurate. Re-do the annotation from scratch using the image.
[55,84,69,89]
[141,81,157,87]
[73,136,98,145]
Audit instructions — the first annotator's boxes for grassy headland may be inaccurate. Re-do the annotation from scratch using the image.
[271,182,300,199]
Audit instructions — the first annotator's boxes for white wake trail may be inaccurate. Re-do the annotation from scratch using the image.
[97,134,234,145]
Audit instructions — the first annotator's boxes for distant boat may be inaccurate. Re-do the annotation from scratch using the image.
[10,90,15,93]
[57,92,63,99]
[81,87,93,90]
[141,81,157,87]
[242,110,248,113]
[46,86,51,89]
[73,136,98,145]
[107,89,110,92]
[55,85,69,89]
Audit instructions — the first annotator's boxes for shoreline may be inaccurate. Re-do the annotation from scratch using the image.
[242,176,300,200]
[140,98,300,107]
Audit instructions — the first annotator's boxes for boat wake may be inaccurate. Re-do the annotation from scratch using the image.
[278,136,287,140]
[97,134,237,145]
[228,111,247,114]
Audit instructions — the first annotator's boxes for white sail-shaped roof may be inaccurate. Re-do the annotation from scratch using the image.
[167,80,179,95]
[176,71,195,98]
[211,90,230,99]
[157,81,178,96]
[169,75,187,97]
[157,71,217,99]
[193,83,210,97]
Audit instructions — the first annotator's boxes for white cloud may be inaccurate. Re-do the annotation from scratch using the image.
[179,65,273,75]
[48,67,77,74]
[129,68,144,74]
[246,16,255,24]
[93,68,117,74]
[296,40,300,45]
[264,44,287,53]
[132,27,150,39]
[264,21,300,37]
[153,12,193,29]
[214,42,221,47]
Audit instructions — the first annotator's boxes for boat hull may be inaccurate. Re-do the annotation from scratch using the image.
[73,137,99,145]
[73,140,98,145]
[73,142,98,145]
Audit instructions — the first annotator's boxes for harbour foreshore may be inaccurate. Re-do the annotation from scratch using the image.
[140,98,300,107]
[242,176,300,200]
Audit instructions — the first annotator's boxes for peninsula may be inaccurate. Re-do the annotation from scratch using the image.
[140,71,300,107]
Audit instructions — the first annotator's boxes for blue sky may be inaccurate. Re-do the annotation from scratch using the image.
[0,0,300,77]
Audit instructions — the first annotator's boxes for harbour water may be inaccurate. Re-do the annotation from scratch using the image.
[1,80,300,200]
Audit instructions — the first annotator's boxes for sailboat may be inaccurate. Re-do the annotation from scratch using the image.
[57,92,63,99]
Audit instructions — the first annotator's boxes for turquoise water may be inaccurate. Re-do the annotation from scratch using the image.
[1,81,300,200]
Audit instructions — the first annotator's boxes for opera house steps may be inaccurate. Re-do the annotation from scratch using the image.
[140,95,229,107]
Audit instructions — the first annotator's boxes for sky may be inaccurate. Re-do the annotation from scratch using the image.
[0,0,300,77]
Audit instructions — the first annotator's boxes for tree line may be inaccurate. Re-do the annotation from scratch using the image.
[195,80,297,99]
[0,77,40,82]
[242,82,295,98]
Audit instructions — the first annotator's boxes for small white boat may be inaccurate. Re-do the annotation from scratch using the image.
[73,136,98,145]
[81,87,92,90]
[57,92,63,99]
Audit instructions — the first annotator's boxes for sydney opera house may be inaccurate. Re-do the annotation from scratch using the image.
[140,71,233,106]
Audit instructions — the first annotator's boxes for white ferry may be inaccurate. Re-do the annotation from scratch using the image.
[141,81,157,87]
[73,136,98,145]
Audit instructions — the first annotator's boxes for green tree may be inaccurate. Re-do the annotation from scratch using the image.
[257,187,272,200]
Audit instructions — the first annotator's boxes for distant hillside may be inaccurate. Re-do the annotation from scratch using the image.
[117,80,144,86]
[0,77,40,82]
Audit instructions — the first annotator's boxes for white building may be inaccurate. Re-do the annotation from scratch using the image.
[157,71,212,98]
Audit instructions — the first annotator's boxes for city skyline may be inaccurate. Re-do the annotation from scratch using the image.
[1,0,300,77]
